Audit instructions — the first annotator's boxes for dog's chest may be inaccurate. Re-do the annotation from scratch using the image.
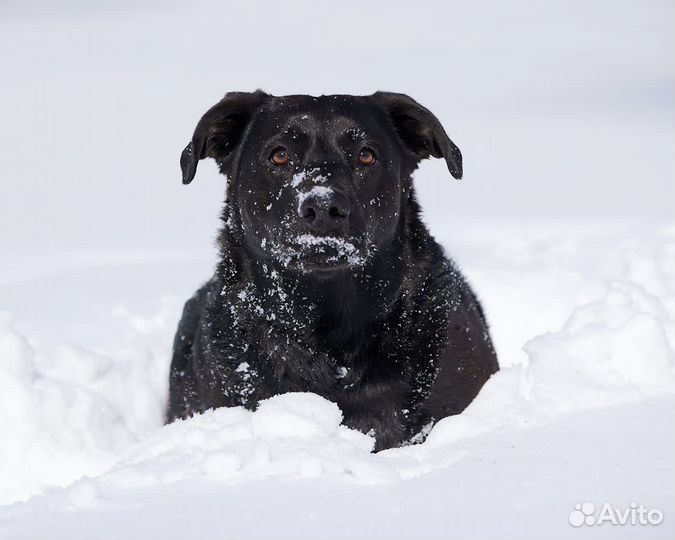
[206,312,400,407]
[202,271,452,413]
[252,322,377,398]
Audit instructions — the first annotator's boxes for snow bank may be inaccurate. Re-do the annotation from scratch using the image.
[0,224,673,513]
[525,281,674,407]
[411,277,675,463]
[0,315,121,504]
[0,311,169,505]
[5,397,670,540]
[91,392,400,497]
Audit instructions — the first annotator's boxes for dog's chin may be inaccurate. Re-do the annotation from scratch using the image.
[270,234,369,273]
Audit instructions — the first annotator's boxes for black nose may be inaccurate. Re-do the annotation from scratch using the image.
[299,191,351,234]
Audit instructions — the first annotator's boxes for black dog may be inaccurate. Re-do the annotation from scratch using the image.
[167,91,498,450]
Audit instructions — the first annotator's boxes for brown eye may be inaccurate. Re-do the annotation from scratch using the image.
[270,147,290,166]
[357,147,376,166]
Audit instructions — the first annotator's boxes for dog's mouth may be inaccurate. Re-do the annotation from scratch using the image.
[271,234,369,271]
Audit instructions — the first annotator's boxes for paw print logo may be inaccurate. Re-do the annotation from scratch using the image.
[569,502,596,527]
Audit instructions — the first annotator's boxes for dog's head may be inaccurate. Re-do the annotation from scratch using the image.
[180,91,461,273]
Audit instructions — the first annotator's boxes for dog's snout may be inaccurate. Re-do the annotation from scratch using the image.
[299,191,351,234]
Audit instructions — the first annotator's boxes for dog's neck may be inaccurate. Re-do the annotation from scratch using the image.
[234,236,407,353]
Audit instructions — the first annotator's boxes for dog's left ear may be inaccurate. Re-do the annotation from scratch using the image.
[370,91,462,179]
[180,90,269,184]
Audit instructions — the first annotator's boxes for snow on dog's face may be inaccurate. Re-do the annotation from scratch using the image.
[180,91,462,274]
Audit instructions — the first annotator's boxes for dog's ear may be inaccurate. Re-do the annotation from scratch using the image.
[180,90,268,184]
[371,91,462,179]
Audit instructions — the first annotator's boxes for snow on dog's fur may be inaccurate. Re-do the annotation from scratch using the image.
[167,91,499,450]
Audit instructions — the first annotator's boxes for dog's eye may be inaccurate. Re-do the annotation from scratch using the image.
[357,147,376,166]
[270,147,290,166]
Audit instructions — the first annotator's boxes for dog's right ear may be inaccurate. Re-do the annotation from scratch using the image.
[180,90,268,184]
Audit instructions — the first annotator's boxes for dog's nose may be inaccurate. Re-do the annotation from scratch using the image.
[299,191,351,234]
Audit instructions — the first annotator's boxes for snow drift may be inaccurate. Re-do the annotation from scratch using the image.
[0,225,673,536]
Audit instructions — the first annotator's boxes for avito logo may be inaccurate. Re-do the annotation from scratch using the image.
[569,502,663,527]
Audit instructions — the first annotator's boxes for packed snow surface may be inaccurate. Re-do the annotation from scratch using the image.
[0,223,673,539]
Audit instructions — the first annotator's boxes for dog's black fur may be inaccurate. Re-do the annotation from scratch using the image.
[167,91,498,450]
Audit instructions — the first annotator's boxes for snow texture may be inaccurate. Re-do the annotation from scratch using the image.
[1,0,673,537]
[0,224,673,539]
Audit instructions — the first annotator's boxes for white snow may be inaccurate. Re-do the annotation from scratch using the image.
[0,223,673,538]
[1,0,673,537]
[291,168,327,188]
[294,233,356,252]
[270,233,367,269]
[296,185,334,214]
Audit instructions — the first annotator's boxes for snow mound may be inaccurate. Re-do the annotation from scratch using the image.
[403,277,675,463]
[0,224,673,512]
[525,280,675,409]
[3,268,674,506]
[0,315,125,504]
[92,392,398,496]
[0,312,168,505]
